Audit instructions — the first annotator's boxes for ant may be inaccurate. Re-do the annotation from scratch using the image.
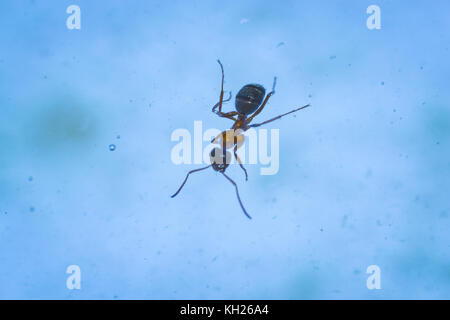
[171,60,310,219]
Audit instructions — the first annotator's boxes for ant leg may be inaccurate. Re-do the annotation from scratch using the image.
[214,60,238,121]
[249,104,310,128]
[214,109,238,121]
[217,111,238,121]
[233,145,248,181]
[212,91,232,113]
[247,77,277,123]
[217,59,225,114]
[171,165,211,198]
[221,172,251,219]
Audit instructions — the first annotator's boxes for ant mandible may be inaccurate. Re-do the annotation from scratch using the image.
[171,60,310,219]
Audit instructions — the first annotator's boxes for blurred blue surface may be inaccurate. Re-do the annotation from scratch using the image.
[0,0,449,299]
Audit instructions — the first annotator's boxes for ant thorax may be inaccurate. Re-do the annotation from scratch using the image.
[212,129,245,151]
[232,114,249,131]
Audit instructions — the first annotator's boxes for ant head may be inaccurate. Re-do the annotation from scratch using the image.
[235,84,265,115]
[210,147,231,172]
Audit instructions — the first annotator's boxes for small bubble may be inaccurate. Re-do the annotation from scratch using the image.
[116,135,121,139]
[29,207,35,212]
[28,176,33,182]
[381,81,385,85]
[109,144,116,151]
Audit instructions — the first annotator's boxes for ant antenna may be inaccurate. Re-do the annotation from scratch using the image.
[221,172,252,219]
[171,165,212,198]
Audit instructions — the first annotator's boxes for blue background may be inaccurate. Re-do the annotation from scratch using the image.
[0,0,449,299]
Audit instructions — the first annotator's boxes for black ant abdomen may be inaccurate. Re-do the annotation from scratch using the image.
[235,84,266,115]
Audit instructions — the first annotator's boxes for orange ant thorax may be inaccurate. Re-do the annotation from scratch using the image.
[232,114,249,131]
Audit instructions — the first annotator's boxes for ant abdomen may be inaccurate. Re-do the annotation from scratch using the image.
[235,84,266,115]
